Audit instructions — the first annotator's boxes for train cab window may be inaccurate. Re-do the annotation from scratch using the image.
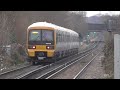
[42,30,54,41]
[29,30,41,41]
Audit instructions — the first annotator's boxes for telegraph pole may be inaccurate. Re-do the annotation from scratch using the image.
[108,20,112,41]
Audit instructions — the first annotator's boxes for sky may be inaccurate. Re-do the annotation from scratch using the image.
[86,11,120,17]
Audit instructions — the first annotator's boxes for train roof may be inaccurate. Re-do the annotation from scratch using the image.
[28,22,78,35]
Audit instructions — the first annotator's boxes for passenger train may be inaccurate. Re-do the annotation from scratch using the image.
[27,22,79,65]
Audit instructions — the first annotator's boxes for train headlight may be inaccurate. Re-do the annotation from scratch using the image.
[28,45,36,49]
[46,46,54,49]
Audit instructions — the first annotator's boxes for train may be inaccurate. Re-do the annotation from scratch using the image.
[27,22,79,65]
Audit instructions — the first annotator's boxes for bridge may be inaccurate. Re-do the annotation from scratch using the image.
[86,16,107,32]
[87,23,106,32]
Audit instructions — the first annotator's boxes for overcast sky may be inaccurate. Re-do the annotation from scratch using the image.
[86,11,120,17]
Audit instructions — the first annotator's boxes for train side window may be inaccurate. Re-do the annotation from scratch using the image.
[66,34,67,42]
[66,35,68,42]
[56,33,58,44]
[62,34,63,42]
[72,35,74,42]
[75,36,76,42]
[60,31,63,42]
[69,34,71,42]
[62,33,63,42]
[61,33,63,42]
[58,33,60,42]
[65,34,66,42]
[71,35,73,42]
[68,33,70,42]
[72,35,73,42]
[62,32,64,42]
[63,32,65,42]
[74,36,75,42]
[59,33,61,42]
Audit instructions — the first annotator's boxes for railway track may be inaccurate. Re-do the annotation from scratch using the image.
[36,51,93,79]
[0,42,99,79]
[15,65,50,79]
[16,42,99,79]
[73,51,101,79]
[37,43,101,79]
[14,51,93,79]
[0,64,31,79]
[0,64,45,79]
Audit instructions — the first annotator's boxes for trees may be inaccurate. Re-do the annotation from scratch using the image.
[0,11,88,69]
[10,11,87,44]
[101,14,120,32]
[66,11,87,40]
[101,14,120,79]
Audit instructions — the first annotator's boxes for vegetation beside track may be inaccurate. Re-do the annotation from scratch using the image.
[102,39,114,79]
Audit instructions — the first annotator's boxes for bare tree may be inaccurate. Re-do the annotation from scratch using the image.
[66,11,88,39]
[0,11,88,70]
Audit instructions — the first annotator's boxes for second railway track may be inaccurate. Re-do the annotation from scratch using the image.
[16,42,100,79]
[0,42,99,79]
[73,51,101,79]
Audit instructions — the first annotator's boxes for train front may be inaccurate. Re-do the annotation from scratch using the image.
[27,25,55,64]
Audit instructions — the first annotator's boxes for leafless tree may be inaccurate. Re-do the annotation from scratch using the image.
[66,11,88,39]
[0,11,88,70]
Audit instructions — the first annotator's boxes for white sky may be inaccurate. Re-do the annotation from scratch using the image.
[86,11,120,17]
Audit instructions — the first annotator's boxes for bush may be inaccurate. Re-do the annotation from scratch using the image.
[102,39,114,79]
[9,43,27,66]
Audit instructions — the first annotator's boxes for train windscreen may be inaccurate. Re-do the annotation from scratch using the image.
[28,30,54,45]
[29,30,41,41]
[42,30,53,41]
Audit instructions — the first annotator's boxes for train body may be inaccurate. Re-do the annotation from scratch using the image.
[27,22,79,65]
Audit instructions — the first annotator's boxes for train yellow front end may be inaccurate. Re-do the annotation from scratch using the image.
[28,45,55,57]
[27,23,56,64]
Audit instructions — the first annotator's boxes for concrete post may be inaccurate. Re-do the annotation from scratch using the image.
[114,34,120,79]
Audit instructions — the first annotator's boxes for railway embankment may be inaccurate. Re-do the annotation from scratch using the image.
[102,39,114,79]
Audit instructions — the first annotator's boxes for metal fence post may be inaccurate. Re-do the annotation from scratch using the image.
[114,34,120,79]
